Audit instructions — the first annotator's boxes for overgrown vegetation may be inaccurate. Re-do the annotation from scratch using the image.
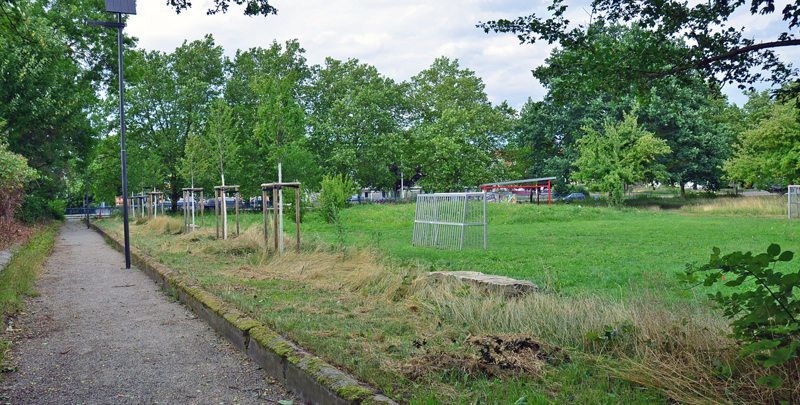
[97,198,799,404]
[0,224,58,371]
[0,132,37,240]
[318,173,357,223]
[681,244,800,391]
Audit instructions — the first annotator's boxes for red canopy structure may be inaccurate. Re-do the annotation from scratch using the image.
[479,177,557,205]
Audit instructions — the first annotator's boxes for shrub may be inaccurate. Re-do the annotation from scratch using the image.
[47,199,66,221]
[318,174,356,223]
[679,244,800,388]
[281,184,308,223]
[16,195,50,224]
[0,136,37,224]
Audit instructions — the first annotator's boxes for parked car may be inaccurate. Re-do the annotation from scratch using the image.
[563,193,586,200]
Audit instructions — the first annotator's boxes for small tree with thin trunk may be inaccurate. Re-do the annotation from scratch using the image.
[572,109,671,207]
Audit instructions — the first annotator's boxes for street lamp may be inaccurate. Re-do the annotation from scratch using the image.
[86,0,136,269]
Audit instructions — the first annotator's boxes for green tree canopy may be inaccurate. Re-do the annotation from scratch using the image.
[307,57,409,191]
[480,0,800,95]
[724,94,800,189]
[573,109,671,206]
[408,57,513,192]
[122,34,225,209]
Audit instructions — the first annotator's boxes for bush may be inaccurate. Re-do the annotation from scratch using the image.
[16,195,49,224]
[318,174,357,223]
[680,244,800,388]
[282,185,308,223]
[47,199,66,221]
[0,137,37,224]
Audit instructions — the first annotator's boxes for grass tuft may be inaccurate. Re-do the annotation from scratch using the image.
[0,223,58,373]
[680,195,786,216]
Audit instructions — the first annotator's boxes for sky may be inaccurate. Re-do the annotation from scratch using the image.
[125,0,799,110]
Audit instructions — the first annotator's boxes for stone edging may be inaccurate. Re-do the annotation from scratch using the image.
[91,224,397,405]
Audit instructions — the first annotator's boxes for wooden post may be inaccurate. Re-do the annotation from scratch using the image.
[215,188,220,239]
[235,188,240,237]
[273,187,278,251]
[200,191,204,227]
[295,186,301,252]
[261,187,269,245]
[183,190,188,233]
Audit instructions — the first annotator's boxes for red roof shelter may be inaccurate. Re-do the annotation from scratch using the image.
[479,177,557,205]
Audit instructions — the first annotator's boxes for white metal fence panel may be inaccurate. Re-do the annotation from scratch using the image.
[412,192,487,250]
[790,185,800,219]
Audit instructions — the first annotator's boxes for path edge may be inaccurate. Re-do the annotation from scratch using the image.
[91,223,396,405]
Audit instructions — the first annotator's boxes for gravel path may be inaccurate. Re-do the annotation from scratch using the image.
[0,220,300,405]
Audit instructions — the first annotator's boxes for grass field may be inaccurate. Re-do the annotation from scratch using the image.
[97,195,800,404]
[0,223,59,373]
[308,198,797,299]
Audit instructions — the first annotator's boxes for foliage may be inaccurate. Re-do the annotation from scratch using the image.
[679,244,800,388]
[16,195,52,224]
[724,94,800,189]
[168,0,277,17]
[122,34,225,210]
[573,110,671,206]
[307,57,409,191]
[0,223,57,315]
[225,41,316,195]
[0,0,121,210]
[637,77,732,197]
[514,37,733,196]
[181,98,241,189]
[46,199,66,221]
[408,57,513,192]
[479,0,800,96]
[0,133,36,224]
[318,173,357,223]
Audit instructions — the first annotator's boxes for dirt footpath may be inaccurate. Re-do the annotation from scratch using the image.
[0,220,299,405]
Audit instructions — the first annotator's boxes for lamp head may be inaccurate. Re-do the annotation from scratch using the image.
[105,0,136,14]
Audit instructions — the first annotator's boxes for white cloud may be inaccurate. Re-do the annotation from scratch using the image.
[125,0,796,110]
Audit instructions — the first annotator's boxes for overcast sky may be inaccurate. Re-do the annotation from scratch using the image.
[126,0,798,110]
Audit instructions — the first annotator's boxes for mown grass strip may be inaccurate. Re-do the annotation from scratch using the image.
[0,223,58,315]
[0,222,59,370]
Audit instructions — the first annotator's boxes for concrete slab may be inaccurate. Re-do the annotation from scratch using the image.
[429,271,539,297]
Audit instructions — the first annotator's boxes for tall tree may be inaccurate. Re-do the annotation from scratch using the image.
[226,40,314,194]
[514,25,733,196]
[123,35,225,210]
[408,57,513,192]
[0,0,125,214]
[307,57,409,191]
[724,94,800,189]
[573,109,671,206]
[479,0,800,95]
[637,77,733,197]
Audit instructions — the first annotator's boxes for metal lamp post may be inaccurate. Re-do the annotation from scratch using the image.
[86,0,136,269]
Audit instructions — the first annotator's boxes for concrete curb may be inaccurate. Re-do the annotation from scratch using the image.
[91,224,397,405]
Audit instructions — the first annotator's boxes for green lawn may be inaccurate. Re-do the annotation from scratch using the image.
[304,202,798,299]
[97,200,800,404]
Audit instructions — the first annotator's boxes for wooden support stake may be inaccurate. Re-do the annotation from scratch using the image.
[262,188,268,247]
[235,190,240,237]
[215,189,220,239]
[295,187,301,252]
[273,187,278,251]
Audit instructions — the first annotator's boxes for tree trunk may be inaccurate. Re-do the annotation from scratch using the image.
[170,175,179,214]
[680,182,686,199]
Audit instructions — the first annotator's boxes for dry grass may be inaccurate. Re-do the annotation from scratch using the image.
[253,248,800,404]
[147,216,184,235]
[102,217,800,404]
[680,196,786,216]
